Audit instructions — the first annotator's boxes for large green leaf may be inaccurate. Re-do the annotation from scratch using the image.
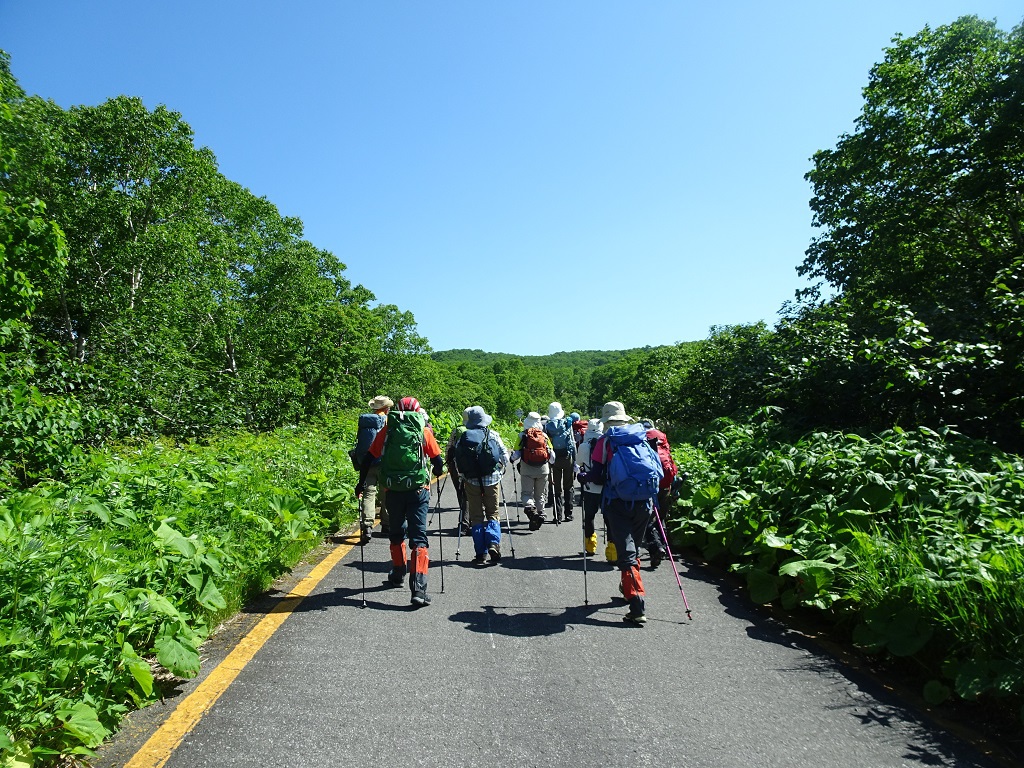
[122,643,154,697]
[778,558,837,577]
[185,571,226,611]
[154,635,201,679]
[58,703,110,748]
[746,568,779,604]
[1,739,34,768]
[922,680,951,705]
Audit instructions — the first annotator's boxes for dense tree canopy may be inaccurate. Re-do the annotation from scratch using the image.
[0,54,431,454]
[803,16,1024,331]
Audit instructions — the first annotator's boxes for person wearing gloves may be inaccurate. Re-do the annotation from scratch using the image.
[544,402,578,522]
[576,401,654,626]
[509,411,556,530]
[454,406,510,564]
[355,396,444,608]
[575,418,605,556]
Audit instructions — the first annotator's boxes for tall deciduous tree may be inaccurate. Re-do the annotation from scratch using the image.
[802,15,1024,333]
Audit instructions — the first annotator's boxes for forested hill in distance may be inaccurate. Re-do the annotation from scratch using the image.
[431,347,663,369]
[424,342,706,423]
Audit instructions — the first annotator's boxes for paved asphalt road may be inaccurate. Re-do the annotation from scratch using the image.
[126,473,997,768]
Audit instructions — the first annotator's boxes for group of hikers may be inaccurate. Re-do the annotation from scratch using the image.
[351,396,679,625]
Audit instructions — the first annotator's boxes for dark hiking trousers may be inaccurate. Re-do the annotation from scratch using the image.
[550,452,575,519]
[386,487,430,550]
[604,496,652,570]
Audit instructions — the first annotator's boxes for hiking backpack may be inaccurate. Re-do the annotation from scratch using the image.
[349,412,386,469]
[520,428,550,466]
[572,419,588,446]
[445,424,467,473]
[545,417,574,454]
[604,423,664,502]
[378,410,428,490]
[646,428,678,490]
[454,427,503,480]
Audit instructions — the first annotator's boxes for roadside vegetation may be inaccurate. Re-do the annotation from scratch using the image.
[2,12,1023,766]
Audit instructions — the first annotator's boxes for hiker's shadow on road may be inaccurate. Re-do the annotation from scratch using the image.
[448,603,637,638]
[492,553,614,574]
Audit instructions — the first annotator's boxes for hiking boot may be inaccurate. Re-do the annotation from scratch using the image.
[386,566,406,587]
[411,589,431,607]
[585,533,598,555]
[605,541,617,563]
[563,512,573,522]
[488,544,502,564]
[460,523,472,536]
[472,552,487,566]
[649,548,664,570]
[623,610,647,626]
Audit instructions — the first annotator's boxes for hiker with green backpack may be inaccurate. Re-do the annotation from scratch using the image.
[453,405,509,565]
[576,401,664,625]
[355,396,444,608]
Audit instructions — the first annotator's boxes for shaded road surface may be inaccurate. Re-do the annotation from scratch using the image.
[128,474,998,768]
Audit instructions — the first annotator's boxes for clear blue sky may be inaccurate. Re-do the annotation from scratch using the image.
[3,2,1021,355]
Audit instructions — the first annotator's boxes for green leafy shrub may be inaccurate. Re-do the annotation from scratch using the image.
[672,411,1024,708]
[0,424,357,765]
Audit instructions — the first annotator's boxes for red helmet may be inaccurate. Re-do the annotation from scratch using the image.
[398,396,420,412]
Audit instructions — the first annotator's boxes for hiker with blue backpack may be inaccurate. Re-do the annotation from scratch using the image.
[577,401,664,625]
[355,396,444,608]
[453,406,509,565]
[544,402,577,522]
[350,395,393,542]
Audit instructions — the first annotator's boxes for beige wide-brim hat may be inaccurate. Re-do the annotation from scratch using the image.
[523,411,542,429]
[583,419,604,440]
[548,402,565,420]
[600,401,633,428]
[368,395,394,410]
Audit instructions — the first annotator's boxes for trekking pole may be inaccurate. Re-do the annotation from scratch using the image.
[512,461,520,522]
[582,512,589,606]
[653,502,692,620]
[550,475,560,526]
[435,476,446,593]
[498,477,517,559]
[359,523,367,608]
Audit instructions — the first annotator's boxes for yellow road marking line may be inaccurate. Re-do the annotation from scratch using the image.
[126,476,450,768]
[124,536,356,768]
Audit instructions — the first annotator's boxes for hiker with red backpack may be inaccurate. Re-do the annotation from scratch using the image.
[575,418,605,556]
[355,396,444,608]
[571,412,588,448]
[350,395,393,542]
[453,406,509,565]
[544,402,578,522]
[577,401,664,625]
[641,420,678,569]
[509,411,556,530]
